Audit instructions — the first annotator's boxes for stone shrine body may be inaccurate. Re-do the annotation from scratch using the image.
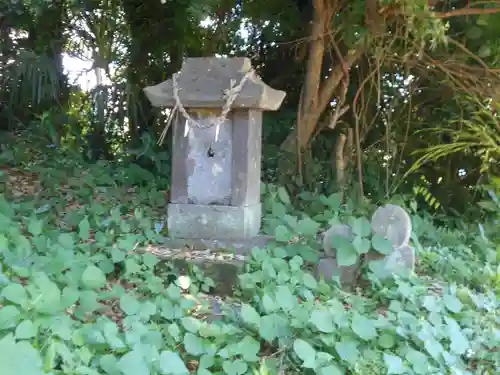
[144,57,286,246]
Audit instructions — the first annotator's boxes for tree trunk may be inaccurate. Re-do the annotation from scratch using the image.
[281,0,367,155]
[279,0,384,192]
[334,128,353,199]
[280,48,364,153]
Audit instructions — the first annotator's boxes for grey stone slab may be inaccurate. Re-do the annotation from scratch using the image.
[171,109,262,207]
[186,114,232,205]
[231,110,262,207]
[170,116,189,204]
[143,57,286,110]
[167,202,262,240]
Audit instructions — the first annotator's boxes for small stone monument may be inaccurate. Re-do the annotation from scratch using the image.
[365,204,415,279]
[315,204,415,288]
[144,57,286,249]
[316,223,361,287]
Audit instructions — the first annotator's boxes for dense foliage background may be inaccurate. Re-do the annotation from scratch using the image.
[0,1,499,374]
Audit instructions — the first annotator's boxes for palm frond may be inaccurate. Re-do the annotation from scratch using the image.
[2,50,62,111]
[404,100,500,177]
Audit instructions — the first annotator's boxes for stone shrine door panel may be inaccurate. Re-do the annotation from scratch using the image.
[185,113,232,205]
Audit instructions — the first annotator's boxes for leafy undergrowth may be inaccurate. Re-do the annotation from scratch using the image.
[0,155,499,375]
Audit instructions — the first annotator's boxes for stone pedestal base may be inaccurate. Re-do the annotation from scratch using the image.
[167,203,262,240]
[140,235,273,295]
[159,235,272,255]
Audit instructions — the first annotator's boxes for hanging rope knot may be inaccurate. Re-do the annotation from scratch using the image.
[223,78,238,99]
[158,68,254,145]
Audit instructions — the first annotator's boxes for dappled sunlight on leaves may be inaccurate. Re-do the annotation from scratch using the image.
[0,144,498,375]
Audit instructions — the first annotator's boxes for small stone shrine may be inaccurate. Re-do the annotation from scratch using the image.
[144,57,286,248]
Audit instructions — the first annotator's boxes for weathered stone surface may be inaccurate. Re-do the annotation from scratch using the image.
[366,204,415,280]
[366,244,415,280]
[315,257,360,288]
[168,111,262,239]
[371,204,412,249]
[317,223,360,288]
[143,57,286,110]
[173,115,233,205]
[158,235,273,254]
[321,223,353,257]
[167,203,262,240]
[230,110,262,207]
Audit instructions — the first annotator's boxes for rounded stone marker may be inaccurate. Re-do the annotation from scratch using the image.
[371,204,412,249]
[367,244,415,280]
[322,223,353,257]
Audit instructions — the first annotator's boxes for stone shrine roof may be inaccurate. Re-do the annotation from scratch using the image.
[143,57,286,110]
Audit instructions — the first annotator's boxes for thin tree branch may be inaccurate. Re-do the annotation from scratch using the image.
[317,49,365,118]
[433,7,500,19]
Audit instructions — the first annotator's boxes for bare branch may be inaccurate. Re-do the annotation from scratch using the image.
[433,7,500,19]
[317,49,365,117]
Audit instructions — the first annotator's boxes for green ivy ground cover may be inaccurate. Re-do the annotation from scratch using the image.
[0,160,498,375]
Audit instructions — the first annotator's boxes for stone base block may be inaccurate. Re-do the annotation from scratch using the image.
[315,257,361,290]
[139,235,272,295]
[167,203,261,240]
[159,235,273,255]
